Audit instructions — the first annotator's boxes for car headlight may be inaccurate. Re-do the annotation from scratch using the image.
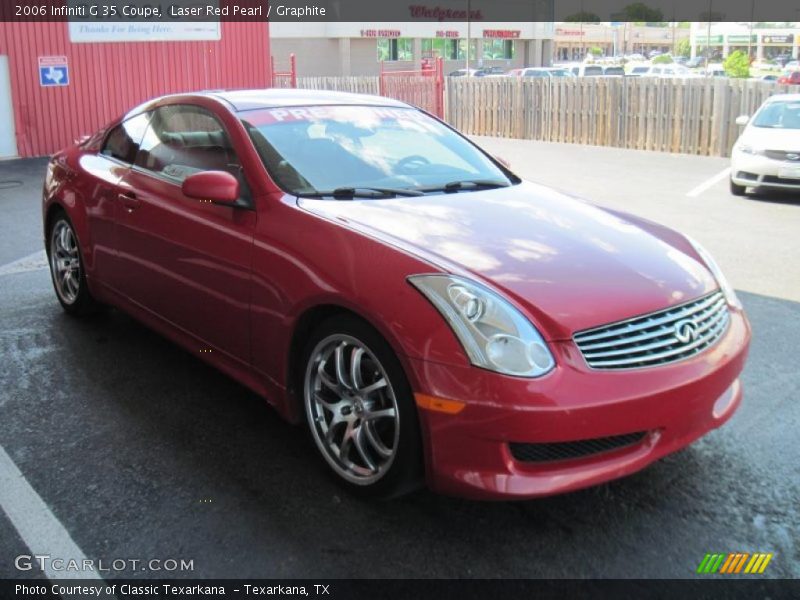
[687,238,742,309]
[734,144,763,156]
[408,274,555,377]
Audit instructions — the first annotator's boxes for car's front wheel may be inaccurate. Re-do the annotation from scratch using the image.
[301,315,423,498]
[730,179,746,196]
[47,212,100,315]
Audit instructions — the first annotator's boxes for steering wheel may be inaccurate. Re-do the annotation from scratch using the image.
[396,155,430,173]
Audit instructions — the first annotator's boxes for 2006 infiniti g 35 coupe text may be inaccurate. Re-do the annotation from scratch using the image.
[43,90,751,499]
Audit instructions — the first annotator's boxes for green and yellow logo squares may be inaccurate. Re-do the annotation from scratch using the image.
[697,552,773,574]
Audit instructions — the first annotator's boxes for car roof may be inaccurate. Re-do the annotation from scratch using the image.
[765,93,800,102]
[207,88,411,111]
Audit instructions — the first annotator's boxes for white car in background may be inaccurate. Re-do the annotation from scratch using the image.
[629,64,699,78]
[511,67,575,78]
[730,94,800,196]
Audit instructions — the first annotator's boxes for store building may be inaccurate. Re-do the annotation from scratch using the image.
[269,22,554,76]
[0,22,270,158]
[554,23,690,61]
[690,24,799,60]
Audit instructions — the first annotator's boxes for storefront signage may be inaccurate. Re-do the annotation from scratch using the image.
[726,34,757,44]
[483,30,521,39]
[360,29,401,38]
[408,5,483,20]
[435,30,459,38]
[556,29,586,36]
[762,34,793,45]
[696,35,724,45]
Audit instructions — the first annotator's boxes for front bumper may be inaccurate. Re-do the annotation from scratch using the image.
[407,309,751,500]
[731,151,800,190]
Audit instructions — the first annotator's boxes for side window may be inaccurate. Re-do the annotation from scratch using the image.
[100,113,151,163]
[135,105,244,186]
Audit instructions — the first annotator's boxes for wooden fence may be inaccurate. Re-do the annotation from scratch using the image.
[296,76,379,95]
[295,75,799,157]
[446,77,800,157]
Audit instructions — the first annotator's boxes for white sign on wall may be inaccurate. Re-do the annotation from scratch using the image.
[68,22,221,43]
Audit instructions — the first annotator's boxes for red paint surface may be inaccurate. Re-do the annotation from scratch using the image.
[0,22,270,157]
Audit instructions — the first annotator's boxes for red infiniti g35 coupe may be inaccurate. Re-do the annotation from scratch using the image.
[43,90,750,499]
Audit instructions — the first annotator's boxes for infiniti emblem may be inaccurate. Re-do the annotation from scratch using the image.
[674,319,698,344]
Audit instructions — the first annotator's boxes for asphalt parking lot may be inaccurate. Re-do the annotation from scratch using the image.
[0,141,798,580]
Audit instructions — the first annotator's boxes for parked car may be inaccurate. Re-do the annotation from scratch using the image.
[777,71,800,85]
[673,56,689,65]
[449,68,503,78]
[602,66,625,76]
[625,53,646,62]
[730,93,800,195]
[448,68,478,77]
[43,89,750,499]
[629,65,697,78]
[685,57,705,69]
[513,67,574,78]
[760,75,779,82]
[705,64,728,78]
[569,64,604,77]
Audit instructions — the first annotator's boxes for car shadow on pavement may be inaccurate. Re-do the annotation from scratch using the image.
[744,188,800,205]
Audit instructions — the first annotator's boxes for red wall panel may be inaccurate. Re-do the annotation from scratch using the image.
[0,22,270,157]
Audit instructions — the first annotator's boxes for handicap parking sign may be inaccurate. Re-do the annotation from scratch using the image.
[38,56,69,87]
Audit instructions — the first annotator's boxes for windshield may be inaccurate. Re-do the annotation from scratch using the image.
[752,101,800,129]
[240,105,515,197]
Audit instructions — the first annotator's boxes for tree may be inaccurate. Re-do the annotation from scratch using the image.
[564,12,601,22]
[723,50,750,78]
[652,54,673,64]
[620,3,664,21]
[675,38,691,58]
[589,46,603,57]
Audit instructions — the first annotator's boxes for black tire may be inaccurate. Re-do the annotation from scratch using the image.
[730,179,746,196]
[46,211,101,316]
[300,314,423,498]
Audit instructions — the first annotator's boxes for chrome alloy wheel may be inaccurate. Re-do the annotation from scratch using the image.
[49,220,81,305]
[304,334,400,485]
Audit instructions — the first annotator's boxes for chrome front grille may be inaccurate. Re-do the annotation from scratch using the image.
[573,291,730,370]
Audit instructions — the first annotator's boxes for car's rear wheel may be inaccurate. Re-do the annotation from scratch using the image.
[730,179,746,196]
[301,315,423,498]
[47,213,100,315]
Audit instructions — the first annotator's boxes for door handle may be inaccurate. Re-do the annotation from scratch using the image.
[118,191,139,211]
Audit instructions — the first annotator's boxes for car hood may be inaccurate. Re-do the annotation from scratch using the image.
[740,126,800,151]
[298,181,717,339]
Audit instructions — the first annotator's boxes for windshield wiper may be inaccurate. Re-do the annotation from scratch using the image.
[418,179,511,194]
[299,186,424,200]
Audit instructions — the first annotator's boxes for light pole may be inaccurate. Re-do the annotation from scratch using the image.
[465,0,471,74]
[705,0,713,71]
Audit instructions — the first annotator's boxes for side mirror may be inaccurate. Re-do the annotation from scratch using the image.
[494,155,511,169]
[735,115,749,126]
[181,171,240,205]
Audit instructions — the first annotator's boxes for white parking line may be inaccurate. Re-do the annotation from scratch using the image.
[0,250,48,277]
[0,444,104,582]
[686,167,731,198]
